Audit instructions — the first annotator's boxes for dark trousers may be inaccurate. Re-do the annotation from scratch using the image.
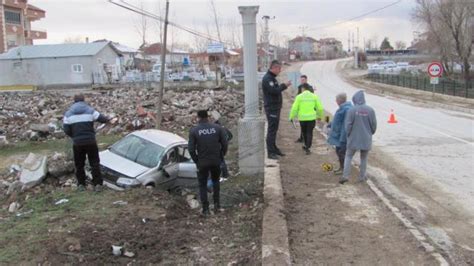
[335,145,346,169]
[265,109,281,154]
[220,159,229,178]
[73,143,103,186]
[198,165,221,211]
[300,120,316,149]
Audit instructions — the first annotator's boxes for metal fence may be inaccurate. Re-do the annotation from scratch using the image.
[366,73,474,99]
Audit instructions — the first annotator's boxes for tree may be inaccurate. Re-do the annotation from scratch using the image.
[63,36,85,44]
[395,41,407,50]
[380,37,393,50]
[413,0,474,80]
[134,0,148,47]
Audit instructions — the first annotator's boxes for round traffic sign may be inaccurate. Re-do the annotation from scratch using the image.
[428,62,443,77]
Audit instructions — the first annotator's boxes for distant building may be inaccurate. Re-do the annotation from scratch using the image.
[140,43,190,67]
[0,0,47,53]
[318,38,344,59]
[288,36,317,60]
[0,42,123,88]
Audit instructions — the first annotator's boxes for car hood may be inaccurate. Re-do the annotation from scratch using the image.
[100,150,150,178]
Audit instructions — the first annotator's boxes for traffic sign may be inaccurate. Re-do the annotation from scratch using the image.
[428,62,443,77]
[430,77,439,85]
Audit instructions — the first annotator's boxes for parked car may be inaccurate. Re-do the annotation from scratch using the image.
[96,129,198,191]
[368,63,384,74]
[379,60,398,72]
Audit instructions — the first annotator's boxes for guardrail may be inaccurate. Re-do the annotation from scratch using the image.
[366,73,474,99]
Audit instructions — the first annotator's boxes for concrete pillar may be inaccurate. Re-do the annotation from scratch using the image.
[238,6,265,176]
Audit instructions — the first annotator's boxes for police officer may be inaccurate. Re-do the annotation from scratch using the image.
[188,110,228,215]
[262,60,292,160]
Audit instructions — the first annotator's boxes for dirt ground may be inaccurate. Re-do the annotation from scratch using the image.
[0,175,263,265]
[276,66,437,264]
[0,131,264,265]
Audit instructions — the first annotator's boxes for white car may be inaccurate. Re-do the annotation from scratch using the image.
[98,130,198,191]
[368,63,384,74]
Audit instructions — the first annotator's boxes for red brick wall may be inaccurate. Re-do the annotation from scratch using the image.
[0,4,6,53]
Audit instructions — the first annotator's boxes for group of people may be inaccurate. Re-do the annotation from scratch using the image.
[262,60,377,184]
[63,59,376,217]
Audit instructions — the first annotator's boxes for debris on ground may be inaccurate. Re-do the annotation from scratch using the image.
[19,153,48,189]
[0,87,244,142]
[54,198,69,205]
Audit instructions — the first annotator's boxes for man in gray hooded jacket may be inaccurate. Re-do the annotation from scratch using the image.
[340,90,377,184]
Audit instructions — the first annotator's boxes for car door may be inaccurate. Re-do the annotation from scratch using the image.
[158,147,179,189]
[176,145,198,187]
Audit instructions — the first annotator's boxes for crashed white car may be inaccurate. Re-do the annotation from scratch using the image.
[97,129,198,190]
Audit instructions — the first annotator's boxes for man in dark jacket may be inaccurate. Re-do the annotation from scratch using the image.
[262,60,292,159]
[63,94,109,192]
[296,74,315,143]
[297,75,314,95]
[327,93,353,175]
[189,110,228,215]
[340,90,377,184]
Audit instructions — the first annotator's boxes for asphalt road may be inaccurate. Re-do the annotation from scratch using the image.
[299,59,474,262]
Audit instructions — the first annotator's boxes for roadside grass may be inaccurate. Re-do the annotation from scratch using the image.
[0,134,123,168]
[0,188,135,263]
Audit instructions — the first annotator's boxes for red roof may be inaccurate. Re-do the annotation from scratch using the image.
[141,43,170,55]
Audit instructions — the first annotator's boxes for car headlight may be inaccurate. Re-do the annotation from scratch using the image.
[117,178,141,188]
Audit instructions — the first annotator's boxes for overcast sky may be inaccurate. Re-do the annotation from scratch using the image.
[29,0,420,50]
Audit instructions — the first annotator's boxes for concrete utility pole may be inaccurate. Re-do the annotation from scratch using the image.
[347,31,351,52]
[238,6,264,176]
[156,0,169,129]
[262,15,274,70]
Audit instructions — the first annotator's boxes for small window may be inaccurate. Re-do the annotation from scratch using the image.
[5,10,21,25]
[71,64,83,73]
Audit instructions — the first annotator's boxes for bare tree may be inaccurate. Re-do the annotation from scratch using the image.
[63,36,85,44]
[414,0,474,80]
[134,0,149,47]
[395,41,407,50]
[155,0,164,44]
[209,0,223,43]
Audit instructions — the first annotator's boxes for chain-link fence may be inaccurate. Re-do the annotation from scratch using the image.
[366,73,474,99]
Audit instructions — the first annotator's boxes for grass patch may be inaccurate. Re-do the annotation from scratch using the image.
[0,189,127,263]
[0,134,122,159]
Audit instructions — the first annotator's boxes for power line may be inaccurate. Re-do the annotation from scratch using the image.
[279,0,402,35]
[307,0,403,31]
[108,0,232,46]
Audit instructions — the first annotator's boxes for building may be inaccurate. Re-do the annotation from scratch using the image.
[140,43,190,67]
[0,0,47,53]
[0,42,122,88]
[94,39,138,70]
[288,36,317,60]
[319,37,344,59]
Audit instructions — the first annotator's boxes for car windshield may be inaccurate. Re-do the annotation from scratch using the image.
[109,134,165,168]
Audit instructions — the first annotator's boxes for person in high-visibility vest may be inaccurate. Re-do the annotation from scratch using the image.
[289,83,324,155]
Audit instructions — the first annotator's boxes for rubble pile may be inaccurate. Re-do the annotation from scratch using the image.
[0,87,244,142]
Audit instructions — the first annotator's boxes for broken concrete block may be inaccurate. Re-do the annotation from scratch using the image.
[6,181,23,195]
[187,198,200,209]
[30,124,50,133]
[8,202,20,213]
[0,135,8,147]
[20,153,48,189]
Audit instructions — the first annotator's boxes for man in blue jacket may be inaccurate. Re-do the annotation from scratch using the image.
[340,90,377,184]
[327,93,352,175]
[63,94,109,192]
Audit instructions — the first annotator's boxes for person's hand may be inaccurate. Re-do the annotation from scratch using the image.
[285,80,292,87]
